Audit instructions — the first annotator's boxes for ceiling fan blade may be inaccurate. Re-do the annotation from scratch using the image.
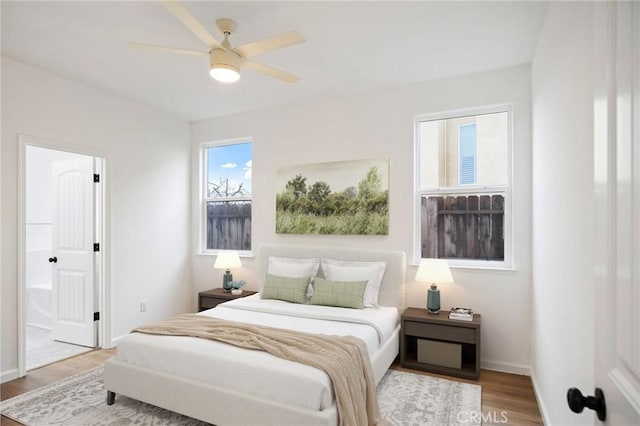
[162,0,221,48]
[129,42,209,57]
[242,60,300,83]
[235,31,305,58]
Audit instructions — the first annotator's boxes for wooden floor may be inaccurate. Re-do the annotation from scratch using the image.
[1,349,543,425]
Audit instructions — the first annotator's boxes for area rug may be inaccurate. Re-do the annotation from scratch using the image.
[1,366,481,425]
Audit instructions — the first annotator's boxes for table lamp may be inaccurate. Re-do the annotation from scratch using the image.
[415,259,453,314]
[214,251,242,292]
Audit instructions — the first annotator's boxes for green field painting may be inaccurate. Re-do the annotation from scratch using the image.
[275,158,389,235]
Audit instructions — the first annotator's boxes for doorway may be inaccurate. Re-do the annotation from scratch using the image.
[18,136,107,375]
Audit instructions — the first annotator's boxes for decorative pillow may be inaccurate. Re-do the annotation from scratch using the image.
[261,273,310,304]
[268,256,320,278]
[321,259,386,307]
[267,256,320,300]
[310,277,367,309]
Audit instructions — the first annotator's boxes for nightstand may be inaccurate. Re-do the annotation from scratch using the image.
[400,307,481,380]
[198,288,258,312]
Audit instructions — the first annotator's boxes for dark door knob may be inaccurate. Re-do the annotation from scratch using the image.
[48,257,58,263]
[567,387,606,421]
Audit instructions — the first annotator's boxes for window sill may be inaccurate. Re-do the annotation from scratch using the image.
[196,251,255,259]
[410,262,518,273]
[448,264,518,273]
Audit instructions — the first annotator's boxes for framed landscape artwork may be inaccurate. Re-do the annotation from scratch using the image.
[276,158,389,235]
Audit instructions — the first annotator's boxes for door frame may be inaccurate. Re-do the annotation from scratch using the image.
[17,134,110,377]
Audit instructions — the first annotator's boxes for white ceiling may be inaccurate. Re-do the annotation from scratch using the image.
[1,1,548,122]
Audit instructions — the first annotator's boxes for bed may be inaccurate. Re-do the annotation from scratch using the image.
[103,243,406,426]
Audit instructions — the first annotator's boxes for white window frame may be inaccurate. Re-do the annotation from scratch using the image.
[413,104,513,269]
[199,137,253,255]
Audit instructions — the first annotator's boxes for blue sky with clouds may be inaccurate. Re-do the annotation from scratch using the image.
[207,142,252,197]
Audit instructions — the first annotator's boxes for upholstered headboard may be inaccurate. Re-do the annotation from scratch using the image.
[258,243,406,311]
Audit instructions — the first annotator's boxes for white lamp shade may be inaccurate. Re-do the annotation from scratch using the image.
[214,251,242,270]
[209,65,240,83]
[209,49,240,83]
[415,259,453,284]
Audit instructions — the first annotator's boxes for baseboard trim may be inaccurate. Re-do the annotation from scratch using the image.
[1,368,19,384]
[481,359,531,376]
[109,334,128,347]
[529,367,552,425]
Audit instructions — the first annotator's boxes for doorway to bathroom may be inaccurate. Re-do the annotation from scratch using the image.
[18,136,107,375]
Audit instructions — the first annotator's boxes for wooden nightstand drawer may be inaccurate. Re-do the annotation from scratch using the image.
[200,297,225,311]
[198,288,257,312]
[405,320,476,344]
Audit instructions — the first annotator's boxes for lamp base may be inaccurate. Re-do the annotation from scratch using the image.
[426,284,441,314]
[222,271,233,292]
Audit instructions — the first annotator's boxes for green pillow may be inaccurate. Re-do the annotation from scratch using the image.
[261,273,310,304]
[310,277,367,309]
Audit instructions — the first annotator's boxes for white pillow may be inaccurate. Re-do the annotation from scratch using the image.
[321,259,386,307]
[268,256,320,278]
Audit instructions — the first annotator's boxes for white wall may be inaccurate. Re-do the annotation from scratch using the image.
[531,3,595,424]
[192,65,533,374]
[1,57,192,381]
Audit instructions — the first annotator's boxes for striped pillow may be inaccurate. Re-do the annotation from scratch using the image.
[310,277,367,309]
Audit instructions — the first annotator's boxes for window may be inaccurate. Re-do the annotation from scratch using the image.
[458,124,477,185]
[201,140,252,252]
[415,106,511,267]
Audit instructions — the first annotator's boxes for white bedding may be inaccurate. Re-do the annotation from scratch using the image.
[212,294,399,353]
[116,295,399,412]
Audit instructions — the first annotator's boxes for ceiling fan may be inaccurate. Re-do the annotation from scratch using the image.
[131,0,305,83]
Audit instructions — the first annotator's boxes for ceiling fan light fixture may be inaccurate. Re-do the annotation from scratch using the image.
[210,49,241,83]
[132,5,304,84]
[210,64,240,83]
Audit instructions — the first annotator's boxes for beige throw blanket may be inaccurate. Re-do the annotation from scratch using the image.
[133,313,383,426]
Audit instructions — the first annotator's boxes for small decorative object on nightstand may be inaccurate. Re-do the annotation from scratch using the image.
[214,251,242,292]
[415,258,453,314]
[230,280,246,295]
[449,307,473,321]
[198,288,257,312]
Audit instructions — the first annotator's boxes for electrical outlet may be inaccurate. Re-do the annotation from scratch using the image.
[140,300,147,312]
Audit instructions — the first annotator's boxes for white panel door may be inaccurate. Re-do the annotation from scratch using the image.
[51,157,96,347]
[591,1,640,424]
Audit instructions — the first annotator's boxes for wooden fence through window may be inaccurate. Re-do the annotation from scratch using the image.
[207,201,252,250]
[421,194,504,260]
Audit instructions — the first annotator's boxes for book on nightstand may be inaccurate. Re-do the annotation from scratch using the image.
[449,307,473,321]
